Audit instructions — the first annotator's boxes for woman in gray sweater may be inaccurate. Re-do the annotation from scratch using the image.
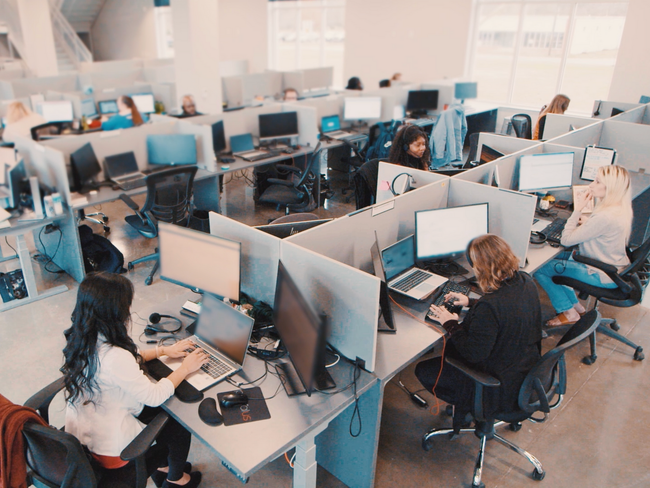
[535,165,633,326]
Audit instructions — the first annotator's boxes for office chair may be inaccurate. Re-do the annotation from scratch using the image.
[511,114,532,139]
[352,158,379,210]
[337,139,365,202]
[77,209,110,233]
[258,142,323,215]
[422,310,600,488]
[30,122,66,141]
[23,377,169,488]
[120,165,198,286]
[550,238,650,364]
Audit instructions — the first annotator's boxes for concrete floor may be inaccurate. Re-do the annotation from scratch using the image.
[1,168,649,488]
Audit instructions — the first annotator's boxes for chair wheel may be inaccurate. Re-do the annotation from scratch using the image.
[445,405,454,416]
[472,482,485,488]
[421,437,433,452]
[532,468,545,481]
[609,320,620,331]
[127,262,134,271]
[103,226,110,233]
[145,276,153,286]
[509,422,522,432]
[634,347,644,361]
[582,355,597,365]
[102,216,109,223]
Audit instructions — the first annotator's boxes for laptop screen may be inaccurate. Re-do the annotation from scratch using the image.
[105,152,139,178]
[381,235,415,281]
[230,133,255,153]
[98,100,118,115]
[195,293,254,366]
[321,115,341,133]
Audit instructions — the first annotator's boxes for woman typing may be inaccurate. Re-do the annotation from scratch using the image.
[101,95,148,131]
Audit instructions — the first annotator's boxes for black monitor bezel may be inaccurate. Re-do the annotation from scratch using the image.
[70,142,101,190]
[211,120,227,153]
[258,111,299,140]
[406,90,439,111]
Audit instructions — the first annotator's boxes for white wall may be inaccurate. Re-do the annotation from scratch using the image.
[343,0,472,89]
[609,0,650,103]
[218,0,267,73]
[91,0,158,62]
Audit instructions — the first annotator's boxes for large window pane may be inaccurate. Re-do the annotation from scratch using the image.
[324,6,345,88]
[276,7,299,71]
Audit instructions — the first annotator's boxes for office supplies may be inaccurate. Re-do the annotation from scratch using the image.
[36,101,74,123]
[518,152,574,192]
[273,261,335,396]
[321,114,355,140]
[159,221,241,301]
[198,398,223,426]
[258,111,299,142]
[370,233,396,333]
[229,133,272,161]
[70,143,101,193]
[211,120,227,154]
[343,97,382,120]
[98,99,118,115]
[131,93,156,114]
[160,293,254,391]
[147,134,198,166]
[254,218,332,238]
[580,145,616,181]
[104,151,146,190]
[406,90,439,116]
[454,82,478,103]
[381,235,447,300]
[539,217,566,245]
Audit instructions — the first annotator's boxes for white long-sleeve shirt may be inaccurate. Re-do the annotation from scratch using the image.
[65,343,174,456]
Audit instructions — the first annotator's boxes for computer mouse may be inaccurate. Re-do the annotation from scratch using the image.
[198,398,223,426]
[220,390,249,409]
[221,165,230,170]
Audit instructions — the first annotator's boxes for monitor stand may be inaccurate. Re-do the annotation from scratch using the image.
[423,259,469,278]
[407,109,429,119]
[277,361,336,397]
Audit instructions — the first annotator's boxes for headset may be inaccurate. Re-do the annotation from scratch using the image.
[529,231,547,245]
[144,313,183,336]
[465,238,475,269]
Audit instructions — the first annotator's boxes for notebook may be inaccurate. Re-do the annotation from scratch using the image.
[380,235,447,300]
[104,152,146,189]
[160,293,255,391]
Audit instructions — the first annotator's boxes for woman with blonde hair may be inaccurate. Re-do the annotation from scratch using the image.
[533,94,570,140]
[415,234,542,425]
[101,95,147,131]
[535,165,632,326]
[2,101,47,143]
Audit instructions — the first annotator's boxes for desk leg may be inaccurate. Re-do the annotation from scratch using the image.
[294,422,329,488]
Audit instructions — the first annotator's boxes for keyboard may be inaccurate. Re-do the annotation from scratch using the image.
[426,281,471,322]
[242,151,280,162]
[115,176,146,191]
[392,269,431,292]
[185,344,233,379]
[540,217,567,245]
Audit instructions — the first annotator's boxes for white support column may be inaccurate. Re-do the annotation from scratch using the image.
[171,0,222,114]
[16,0,58,77]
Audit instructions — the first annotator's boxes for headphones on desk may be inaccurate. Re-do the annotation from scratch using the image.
[529,231,547,245]
[144,313,183,336]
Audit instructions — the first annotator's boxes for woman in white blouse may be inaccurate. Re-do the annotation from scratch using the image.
[61,272,208,488]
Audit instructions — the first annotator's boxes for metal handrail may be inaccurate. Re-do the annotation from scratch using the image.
[48,0,92,67]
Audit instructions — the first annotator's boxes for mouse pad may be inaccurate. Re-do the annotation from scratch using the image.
[217,387,270,426]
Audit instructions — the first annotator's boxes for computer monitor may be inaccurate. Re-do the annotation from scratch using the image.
[406,90,439,112]
[131,93,156,114]
[158,222,241,301]
[454,82,478,102]
[343,97,382,121]
[147,134,197,165]
[37,101,74,123]
[258,112,299,141]
[518,152,574,192]
[273,261,335,397]
[479,145,505,166]
[254,218,332,238]
[98,100,118,115]
[69,142,101,192]
[211,120,226,154]
[415,203,489,262]
[80,98,98,118]
[6,159,26,209]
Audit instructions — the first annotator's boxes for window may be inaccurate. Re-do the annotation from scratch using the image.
[154,6,174,59]
[268,0,346,88]
[469,0,628,114]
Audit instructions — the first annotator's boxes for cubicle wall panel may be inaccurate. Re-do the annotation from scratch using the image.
[551,121,604,148]
[543,114,600,140]
[209,212,280,305]
[592,100,641,120]
[599,121,650,173]
[376,162,446,203]
[288,105,319,147]
[604,104,645,124]
[294,95,344,121]
[176,120,215,171]
[280,241,379,372]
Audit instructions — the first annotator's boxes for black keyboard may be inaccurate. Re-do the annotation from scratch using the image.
[116,177,146,191]
[245,151,280,162]
[392,269,431,292]
[426,281,471,322]
[541,217,567,245]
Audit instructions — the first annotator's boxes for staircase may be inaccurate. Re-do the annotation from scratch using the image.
[54,35,76,73]
[59,0,106,32]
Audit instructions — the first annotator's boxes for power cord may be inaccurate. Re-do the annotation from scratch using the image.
[33,226,65,274]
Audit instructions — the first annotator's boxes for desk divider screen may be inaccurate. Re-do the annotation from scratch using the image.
[447,179,536,269]
[176,120,215,171]
[280,241,380,373]
[543,114,600,140]
[598,120,650,173]
[287,104,318,147]
[591,101,642,120]
[376,162,446,203]
[551,121,604,149]
[476,132,539,157]
[641,106,650,126]
[208,212,280,305]
[293,95,344,121]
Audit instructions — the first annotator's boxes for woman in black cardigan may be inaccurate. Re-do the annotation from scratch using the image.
[415,234,543,424]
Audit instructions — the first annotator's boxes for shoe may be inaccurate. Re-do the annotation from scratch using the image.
[545,311,578,328]
[162,471,202,488]
[151,462,192,488]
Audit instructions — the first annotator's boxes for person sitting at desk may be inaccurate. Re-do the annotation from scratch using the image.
[533,94,570,140]
[346,77,363,90]
[387,125,431,171]
[415,234,542,429]
[283,88,299,102]
[2,101,47,143]
[61,272,208,488]
[101,96,147,131]
[534,165,632,327]
[180,95,202,118]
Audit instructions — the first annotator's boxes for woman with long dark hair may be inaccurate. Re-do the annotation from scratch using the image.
[387,124,431,170]
[101,95,147,131]
[62,272,208,488]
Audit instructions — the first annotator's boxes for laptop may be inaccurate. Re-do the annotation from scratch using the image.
[98,99,118,115]
[160,293,255,391]
[321,115,354,139]
[104,152,146,190]
[380,234,447,300]
[370,232,396,333]
[230,133,273,162]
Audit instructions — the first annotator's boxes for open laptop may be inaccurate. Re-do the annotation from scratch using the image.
[98,99,118,116]
[104,152,146,190]
[230,133,274,162]
[381,234,447,300]
[321,115,354,140]
[370,232,396,333]
[160,293,255,391]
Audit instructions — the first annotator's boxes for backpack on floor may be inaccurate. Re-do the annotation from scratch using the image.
[78,225,126,274]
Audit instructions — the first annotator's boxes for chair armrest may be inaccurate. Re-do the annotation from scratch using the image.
[23,377,65,422]
[445,357,501,388]
[119,193,141,212]
[120,411,170,462]
[573,253,632,293]
[275,164,301,174]
[266,178,295,187]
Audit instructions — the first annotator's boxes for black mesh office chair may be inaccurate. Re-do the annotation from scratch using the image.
[422,310,600,488]
[511,114,532,139]
[258,142,322,215]
[551,238,650,364]
[120,165,197,285]
[23,377,169,488]
[352,158,379,210]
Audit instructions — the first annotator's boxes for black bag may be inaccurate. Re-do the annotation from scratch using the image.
[78,225,126,274]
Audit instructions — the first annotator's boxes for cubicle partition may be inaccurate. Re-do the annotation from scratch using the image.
[376,162,446,203]
[9,75,79,98]
[551,121,604,148]
[607,104,646,124]
[543,114,600,140]
[222,72,283,108]
[293,95,344,122]
[596,121,650,173]
[591,100,642,120]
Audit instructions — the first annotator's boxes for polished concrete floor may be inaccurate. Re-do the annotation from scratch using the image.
[1,168,649,488]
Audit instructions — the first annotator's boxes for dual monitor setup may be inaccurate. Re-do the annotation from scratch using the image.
[157,223,334,397]
[31,93,156,124]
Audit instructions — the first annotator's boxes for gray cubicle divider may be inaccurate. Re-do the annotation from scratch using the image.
[10,75,80,98]
[176,120,216,172]
[605,104,646,124]
[641,106,650,125]
[376,162,446,203]
[288,104,319,147]
[302,67,333,91]
[592,100,642,120]
[94,84,153,103]
[222,76,245,108]
[293,95,344,121]
[208,212,280,305]
[551,121,604,148]
[447,179,536,269]
[477,132,539,155]
[421,81,454,111]
[280,240,380,372]
[597,120,650,173]
[543,114,599,140]
[0,81,14,100]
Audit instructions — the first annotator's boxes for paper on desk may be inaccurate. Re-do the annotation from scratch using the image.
[0,206,10,222]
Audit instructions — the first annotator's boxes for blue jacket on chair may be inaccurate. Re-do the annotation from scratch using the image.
[429,104,467,168]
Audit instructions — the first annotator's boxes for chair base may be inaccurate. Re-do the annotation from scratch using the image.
[581,317,644,365]
[128,251,159,286]
[422,422,545,487]
[77,209,110,233]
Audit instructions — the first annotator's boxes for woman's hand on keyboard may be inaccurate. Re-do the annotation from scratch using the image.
[164,339,195,358]
[180,348,210,375]
[428,304,459,326]
[445,292,469,307]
